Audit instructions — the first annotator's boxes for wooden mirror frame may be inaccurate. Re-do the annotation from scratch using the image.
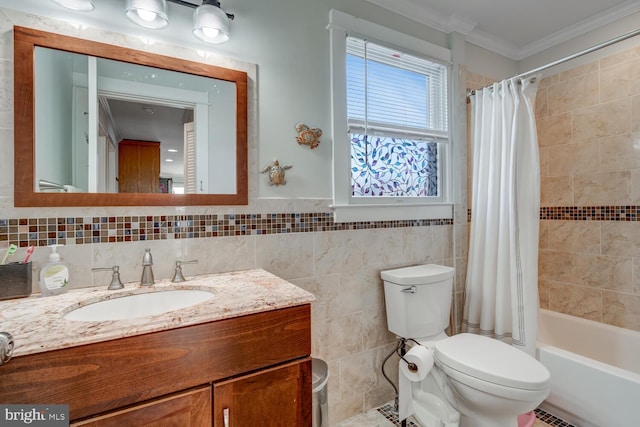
[14,26,248,207]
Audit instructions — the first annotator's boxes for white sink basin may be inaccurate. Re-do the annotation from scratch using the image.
[63,289,214,322]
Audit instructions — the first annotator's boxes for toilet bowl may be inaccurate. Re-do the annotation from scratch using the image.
[381,264,551,427]
[428,333,550,427]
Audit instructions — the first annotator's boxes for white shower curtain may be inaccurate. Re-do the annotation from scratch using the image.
[463,76,541,356]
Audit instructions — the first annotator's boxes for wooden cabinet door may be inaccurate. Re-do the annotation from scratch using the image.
[118,139,160,193]
[213,358,312,427]
[72,386,211,427]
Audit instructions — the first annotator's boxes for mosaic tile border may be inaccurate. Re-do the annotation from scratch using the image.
[468,206,640,222]
[540,206,640,221]
[375,403,575,427]
[376,402,420,426]
[0,213,452,247]
[534,408,576,427]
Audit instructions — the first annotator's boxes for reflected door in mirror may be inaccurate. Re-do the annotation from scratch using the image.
[118,140,160,193]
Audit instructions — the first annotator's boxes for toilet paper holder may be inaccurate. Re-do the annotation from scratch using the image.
[397,338,421,373]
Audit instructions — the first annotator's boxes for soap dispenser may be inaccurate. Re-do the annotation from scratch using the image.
[39,245,69,296]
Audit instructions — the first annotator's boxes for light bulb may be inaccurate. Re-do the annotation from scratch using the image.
[136,9,157,22]
[201,27,220,39]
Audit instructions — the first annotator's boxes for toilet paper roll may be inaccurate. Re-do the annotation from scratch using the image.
[400,345,434,382]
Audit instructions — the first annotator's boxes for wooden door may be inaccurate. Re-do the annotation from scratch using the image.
[213,359,312,427]
[72,386,211,427]
[118,139,160,193]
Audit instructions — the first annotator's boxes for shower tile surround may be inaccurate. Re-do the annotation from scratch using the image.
[468,53,640,335]
[537,43,640,333]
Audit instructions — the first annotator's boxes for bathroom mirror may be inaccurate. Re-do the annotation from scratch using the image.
[14,26,248,206]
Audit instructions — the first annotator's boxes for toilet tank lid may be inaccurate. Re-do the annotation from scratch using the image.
[381,264,454,285]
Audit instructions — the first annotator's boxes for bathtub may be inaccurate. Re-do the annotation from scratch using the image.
[537,309,640,427]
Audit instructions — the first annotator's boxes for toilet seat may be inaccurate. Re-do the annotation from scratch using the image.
[434,333,550,391]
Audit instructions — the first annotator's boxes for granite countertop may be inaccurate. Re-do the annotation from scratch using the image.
[0,269,315,357]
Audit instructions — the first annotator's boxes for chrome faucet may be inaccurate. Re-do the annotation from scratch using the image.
[92,265,124,290]
[172,260,198,282]
[140,248,154,286]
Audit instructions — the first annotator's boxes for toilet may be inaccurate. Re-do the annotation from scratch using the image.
[381,264,550,427]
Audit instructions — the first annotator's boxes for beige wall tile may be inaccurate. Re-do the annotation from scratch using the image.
[361,228,404,269]
[539,220,550,251]
[314,313,363,361]
[574,171,631,205]
[539,250,575,283]
[313,230,362,275]
[547,71,599,116]
[602,222,640,257]
[361,307,395,350]
[599,45,640,69]
[632,259,640,295]
[549,282,602,321]
[538,279,550,309]
[548,141,599,177]
[632,96,640,132]
[600,57,640,102]
[573,98,630,141]
[536,112,572,147]
[599,133,640,171]
[573,253,632,292]
[535,86,548,118]
[541,176,573,206]
[557,61,599,82]
[539,147,549,177]
[290,274,341,323]
[548,221,601,254]
[255,233,314,279]
[603,291,640,332]
[182,235,256,276]
[631,169,640,203]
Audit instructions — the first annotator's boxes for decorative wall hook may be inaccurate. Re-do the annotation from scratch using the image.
[261,160,293,186]
[295,123,322,149]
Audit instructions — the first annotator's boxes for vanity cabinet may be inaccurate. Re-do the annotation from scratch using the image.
[214,360,311,426]
[72,386,212,426]
[0,304,312,426]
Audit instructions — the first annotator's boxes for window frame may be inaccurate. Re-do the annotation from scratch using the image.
[328,9,453,222]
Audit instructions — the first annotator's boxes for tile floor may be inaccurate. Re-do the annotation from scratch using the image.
[335,403,576,427]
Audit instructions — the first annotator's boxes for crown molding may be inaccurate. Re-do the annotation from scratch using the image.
[515,0,640,60]
[363,0,640,61]
[363,0,473,35]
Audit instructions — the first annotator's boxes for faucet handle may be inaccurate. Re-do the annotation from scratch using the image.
[172,260,198,283]
[92,265,124,290]
[0,332,14,366]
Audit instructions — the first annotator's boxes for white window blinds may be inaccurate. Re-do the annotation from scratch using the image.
[346,36,448,139]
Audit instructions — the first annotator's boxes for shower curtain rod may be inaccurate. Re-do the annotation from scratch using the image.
[467,27,640,97]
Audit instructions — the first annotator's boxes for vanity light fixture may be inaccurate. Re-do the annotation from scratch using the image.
[125,0,169,29]
[50,0,95,12]
[51,0,235,43]
[192,0,234,44]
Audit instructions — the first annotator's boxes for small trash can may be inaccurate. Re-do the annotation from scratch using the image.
[312,358,329,427]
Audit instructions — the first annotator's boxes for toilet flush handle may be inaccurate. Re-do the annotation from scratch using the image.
[401,286,417,294]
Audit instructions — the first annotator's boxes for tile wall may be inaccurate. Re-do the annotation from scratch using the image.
[536,44,640,332]
[467,50,640,334]
[0,9,457,425]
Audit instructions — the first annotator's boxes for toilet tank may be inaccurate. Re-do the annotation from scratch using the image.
[381,264,454,339]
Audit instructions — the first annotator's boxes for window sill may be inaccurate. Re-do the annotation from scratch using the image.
[329,203,453,223]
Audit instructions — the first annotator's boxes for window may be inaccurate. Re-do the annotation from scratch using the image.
[347,37,448,199]
[329,10,452,222]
